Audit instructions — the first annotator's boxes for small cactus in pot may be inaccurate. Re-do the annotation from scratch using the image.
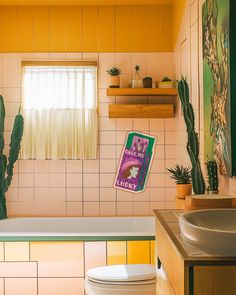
[167,164,192,199]
[107,67,122,88]
[0,95,24,219]
[206,160,219,194]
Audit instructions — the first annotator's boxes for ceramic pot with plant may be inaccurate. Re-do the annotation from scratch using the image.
[167,164,192,199]
[158,76,174,88]
[143,77,152,88]
[132,65,143,88]
[107,67,122,88]
[206,160,219,194]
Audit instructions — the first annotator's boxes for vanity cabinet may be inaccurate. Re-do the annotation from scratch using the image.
[154,210,236,295]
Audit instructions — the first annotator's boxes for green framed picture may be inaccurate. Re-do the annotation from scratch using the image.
[202,0,236,177]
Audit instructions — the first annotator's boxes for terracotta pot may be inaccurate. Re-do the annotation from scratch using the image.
[108,76,120,88]
[176,183,192,199]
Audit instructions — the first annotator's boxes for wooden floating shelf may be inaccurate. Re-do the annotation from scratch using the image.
[109,104,174,118]
[107,88,178,96]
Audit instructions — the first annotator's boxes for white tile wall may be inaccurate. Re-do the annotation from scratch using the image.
[1,52,177,217]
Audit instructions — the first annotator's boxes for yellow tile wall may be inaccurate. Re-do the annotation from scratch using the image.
[107,241,126,265]
[0,5,173,52]
[127,241,150,264]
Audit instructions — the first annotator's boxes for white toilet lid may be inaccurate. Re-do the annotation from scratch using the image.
[86,264,156,282]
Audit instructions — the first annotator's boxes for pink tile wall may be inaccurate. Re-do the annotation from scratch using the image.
[1,52,177,217]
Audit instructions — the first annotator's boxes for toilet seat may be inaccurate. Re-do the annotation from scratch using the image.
[86,264,157,284]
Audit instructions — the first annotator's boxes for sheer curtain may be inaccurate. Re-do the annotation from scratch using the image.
[21,65,98,159]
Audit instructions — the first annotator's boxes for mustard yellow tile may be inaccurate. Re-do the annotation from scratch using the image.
[33,6,50,52]
[16,7,34,52]
[66,6,83,52]
[82,6,98,52]
[38,278,84,295]
[5,278,37,295]
[115,6,132,52]
[50,6,67,52]
[0,243,3,261]
[150,240,156,265]
[107,241,126,265]
[5,242,29,262]
[98,6,115,52]
[85,242,106,272]
[30,242,84,277]
[127,241,150,264]
[131,6,148,52]
[0,7,17,52]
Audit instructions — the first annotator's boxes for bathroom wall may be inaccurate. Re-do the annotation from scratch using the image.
[0,51,177,217]
[174,0,231,195]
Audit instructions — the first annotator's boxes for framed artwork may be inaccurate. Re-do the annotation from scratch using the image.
[202,0,236,177]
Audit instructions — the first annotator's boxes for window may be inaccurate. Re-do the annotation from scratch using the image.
[21,61,98,160]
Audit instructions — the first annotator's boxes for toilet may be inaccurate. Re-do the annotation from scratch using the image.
[85,264,157,295]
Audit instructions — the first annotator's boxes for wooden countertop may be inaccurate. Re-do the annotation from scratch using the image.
[153,209,236,266]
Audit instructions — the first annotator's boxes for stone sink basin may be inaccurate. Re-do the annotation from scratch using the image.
[179,209,236,256]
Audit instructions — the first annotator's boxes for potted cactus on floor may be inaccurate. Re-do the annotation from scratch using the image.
[0,95,24,219]
[167,164,192,199]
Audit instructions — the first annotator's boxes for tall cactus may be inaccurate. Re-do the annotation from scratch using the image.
[206,160,219,193]
[0,95,24,219]
[177,78,205,194]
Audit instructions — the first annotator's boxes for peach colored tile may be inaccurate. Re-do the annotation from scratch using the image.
[150,188,166,201]
[133,202,150,216]
[99,117,116,130]
[10,173,18,187]
[19,174,33,188]
[165,118,178,131]
[131,53,148,73]
[0,262,37,277]
[38,278,84,295]
[5,278,37,295]
[165,131,176,144]
[100,188,116,201]
[34,174,50,188]
[50,188,66,201]
[150,131,164,144]
[99,145,116,159]
[0,278,3,295]
[166,202,177,209]
[5,103,20,117]
[66,160,82,173]
[100,173,115,187]
[165,145,177,159]
[116,119,133,131]
[83,188,99,201]
[98,102,109,117]
[35,188,50,202]
[165,188,176,202]
[149,202,165,213]
[115,53,132,73]
[99,131,116,144]
[5,116,15,131]
[6,188,19,201]
[83,174,99,188]
[50,174,65,188]
[83,202,99,216]
[117,202,133,216]
[67,174,82,187]
[100,159,117,173]
[0,243,3,261]
[134,189,150,202]
[116,131,128,144]
[50,160,65,173]
[67,202,83,217]
[67,188,83,201]
[30,242,84,277]
[83,52,98,61]
[150,119,164,131]
[133,119,149,131]
[99,88,115,103]
[34,160,50,173]
[5,242,29,261]
[85,242,106,272]
[150,159,165,173]
[149,173,165,188]
[83,159,99,173]
[100,202,116,216]
[116,144,124,159]
[19,188,34,202]
[2,87,21,103]
[120,73,132,88]
[165,173,175,188]
[154,145,164,159]
[117,189,133,202]
[18,160,34,173]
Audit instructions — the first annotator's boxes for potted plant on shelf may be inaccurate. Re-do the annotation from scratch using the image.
[143,76,152,88]
[107,67,122,88]
[132,65,143,88]
[206,160,219,194]
[159,76,175,88]
[167,164,192,199]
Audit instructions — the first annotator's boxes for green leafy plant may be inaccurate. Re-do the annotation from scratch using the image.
[166,165,191,184]
[206,160,219,193]
[162,76,172,82]
[0,95,24,219]
[177,78,205,194]
[106,67,122,76]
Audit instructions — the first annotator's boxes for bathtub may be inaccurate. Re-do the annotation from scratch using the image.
[0,216,155,241]
[0,217,156,295]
